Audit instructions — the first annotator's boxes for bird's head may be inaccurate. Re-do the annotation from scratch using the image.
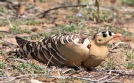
[92,31,121,45]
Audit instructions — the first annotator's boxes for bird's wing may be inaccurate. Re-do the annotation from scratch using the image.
[41,33,90,46]
[15,33,91,67]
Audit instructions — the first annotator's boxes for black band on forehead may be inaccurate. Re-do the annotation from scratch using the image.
[102,31,106,34]
[103,34,107,37]
[100,31,112,38]
[100,31,107,37]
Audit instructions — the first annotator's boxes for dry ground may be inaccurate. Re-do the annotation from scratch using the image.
[0,0,134,83]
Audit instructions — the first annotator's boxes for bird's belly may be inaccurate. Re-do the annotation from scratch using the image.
[57,43,89,67]
[91,54,107,61]
[89,47,108,61]
[83,56,104,68]
[83,49,108,68]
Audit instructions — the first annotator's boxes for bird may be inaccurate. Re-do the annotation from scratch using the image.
[15,31,121,68]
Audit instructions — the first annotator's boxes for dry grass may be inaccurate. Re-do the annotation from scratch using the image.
[0,0,134,82]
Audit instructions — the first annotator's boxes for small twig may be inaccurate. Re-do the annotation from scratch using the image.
[14,58,27,62]
[111,42,127,50]
[100,74,119,83]
[1,1,28,6]
[72,75,98,82]
[106,74,119,82]
[5,74,32,83]
[44,55,53,74]
[7,16,13,28]
[0,31,10,33]
[5,56,17,61]
[73,63,82,70]
[98,75,110,82]
[62,69,72,74]
[2,40,18,49]
[107,81,124,83]
[41,4,87,17]
[4,74,94,83]
[46,55,53,66]
[0,46,8,49]
[89,72,104,78]
[0,12,7,17]
[104,70,134,76]
[0,2,8,7]
[48,75,98,82]
[17,78,30,83]
[41,0,96,16]
[2,69,133,83]
[47,76,67,79]
[95,0,100,23]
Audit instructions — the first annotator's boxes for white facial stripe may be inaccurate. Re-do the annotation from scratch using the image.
[106,31,110,37]
[112,32,115,36]
[98,31,115,37]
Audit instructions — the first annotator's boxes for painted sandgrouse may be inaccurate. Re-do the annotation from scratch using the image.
[15,31,121,68]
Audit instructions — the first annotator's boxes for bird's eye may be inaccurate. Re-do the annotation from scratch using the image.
[98,39,102,41]
[103,34,107,37]
[109,31,112,36]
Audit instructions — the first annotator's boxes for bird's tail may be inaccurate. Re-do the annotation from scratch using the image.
[15,36,39,60]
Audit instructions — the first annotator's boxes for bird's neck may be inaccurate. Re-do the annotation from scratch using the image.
[91,39,107,47]
[82,40,108,68]
[89,40,108,59]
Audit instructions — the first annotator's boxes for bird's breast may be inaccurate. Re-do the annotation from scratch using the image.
[89,44,108,60]
[57,43,90,67]
[82,44,108,68]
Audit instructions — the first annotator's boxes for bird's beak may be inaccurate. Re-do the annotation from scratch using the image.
[113,33,122,38]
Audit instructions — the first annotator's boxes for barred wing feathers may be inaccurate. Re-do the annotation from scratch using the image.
[15,33,90,67]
